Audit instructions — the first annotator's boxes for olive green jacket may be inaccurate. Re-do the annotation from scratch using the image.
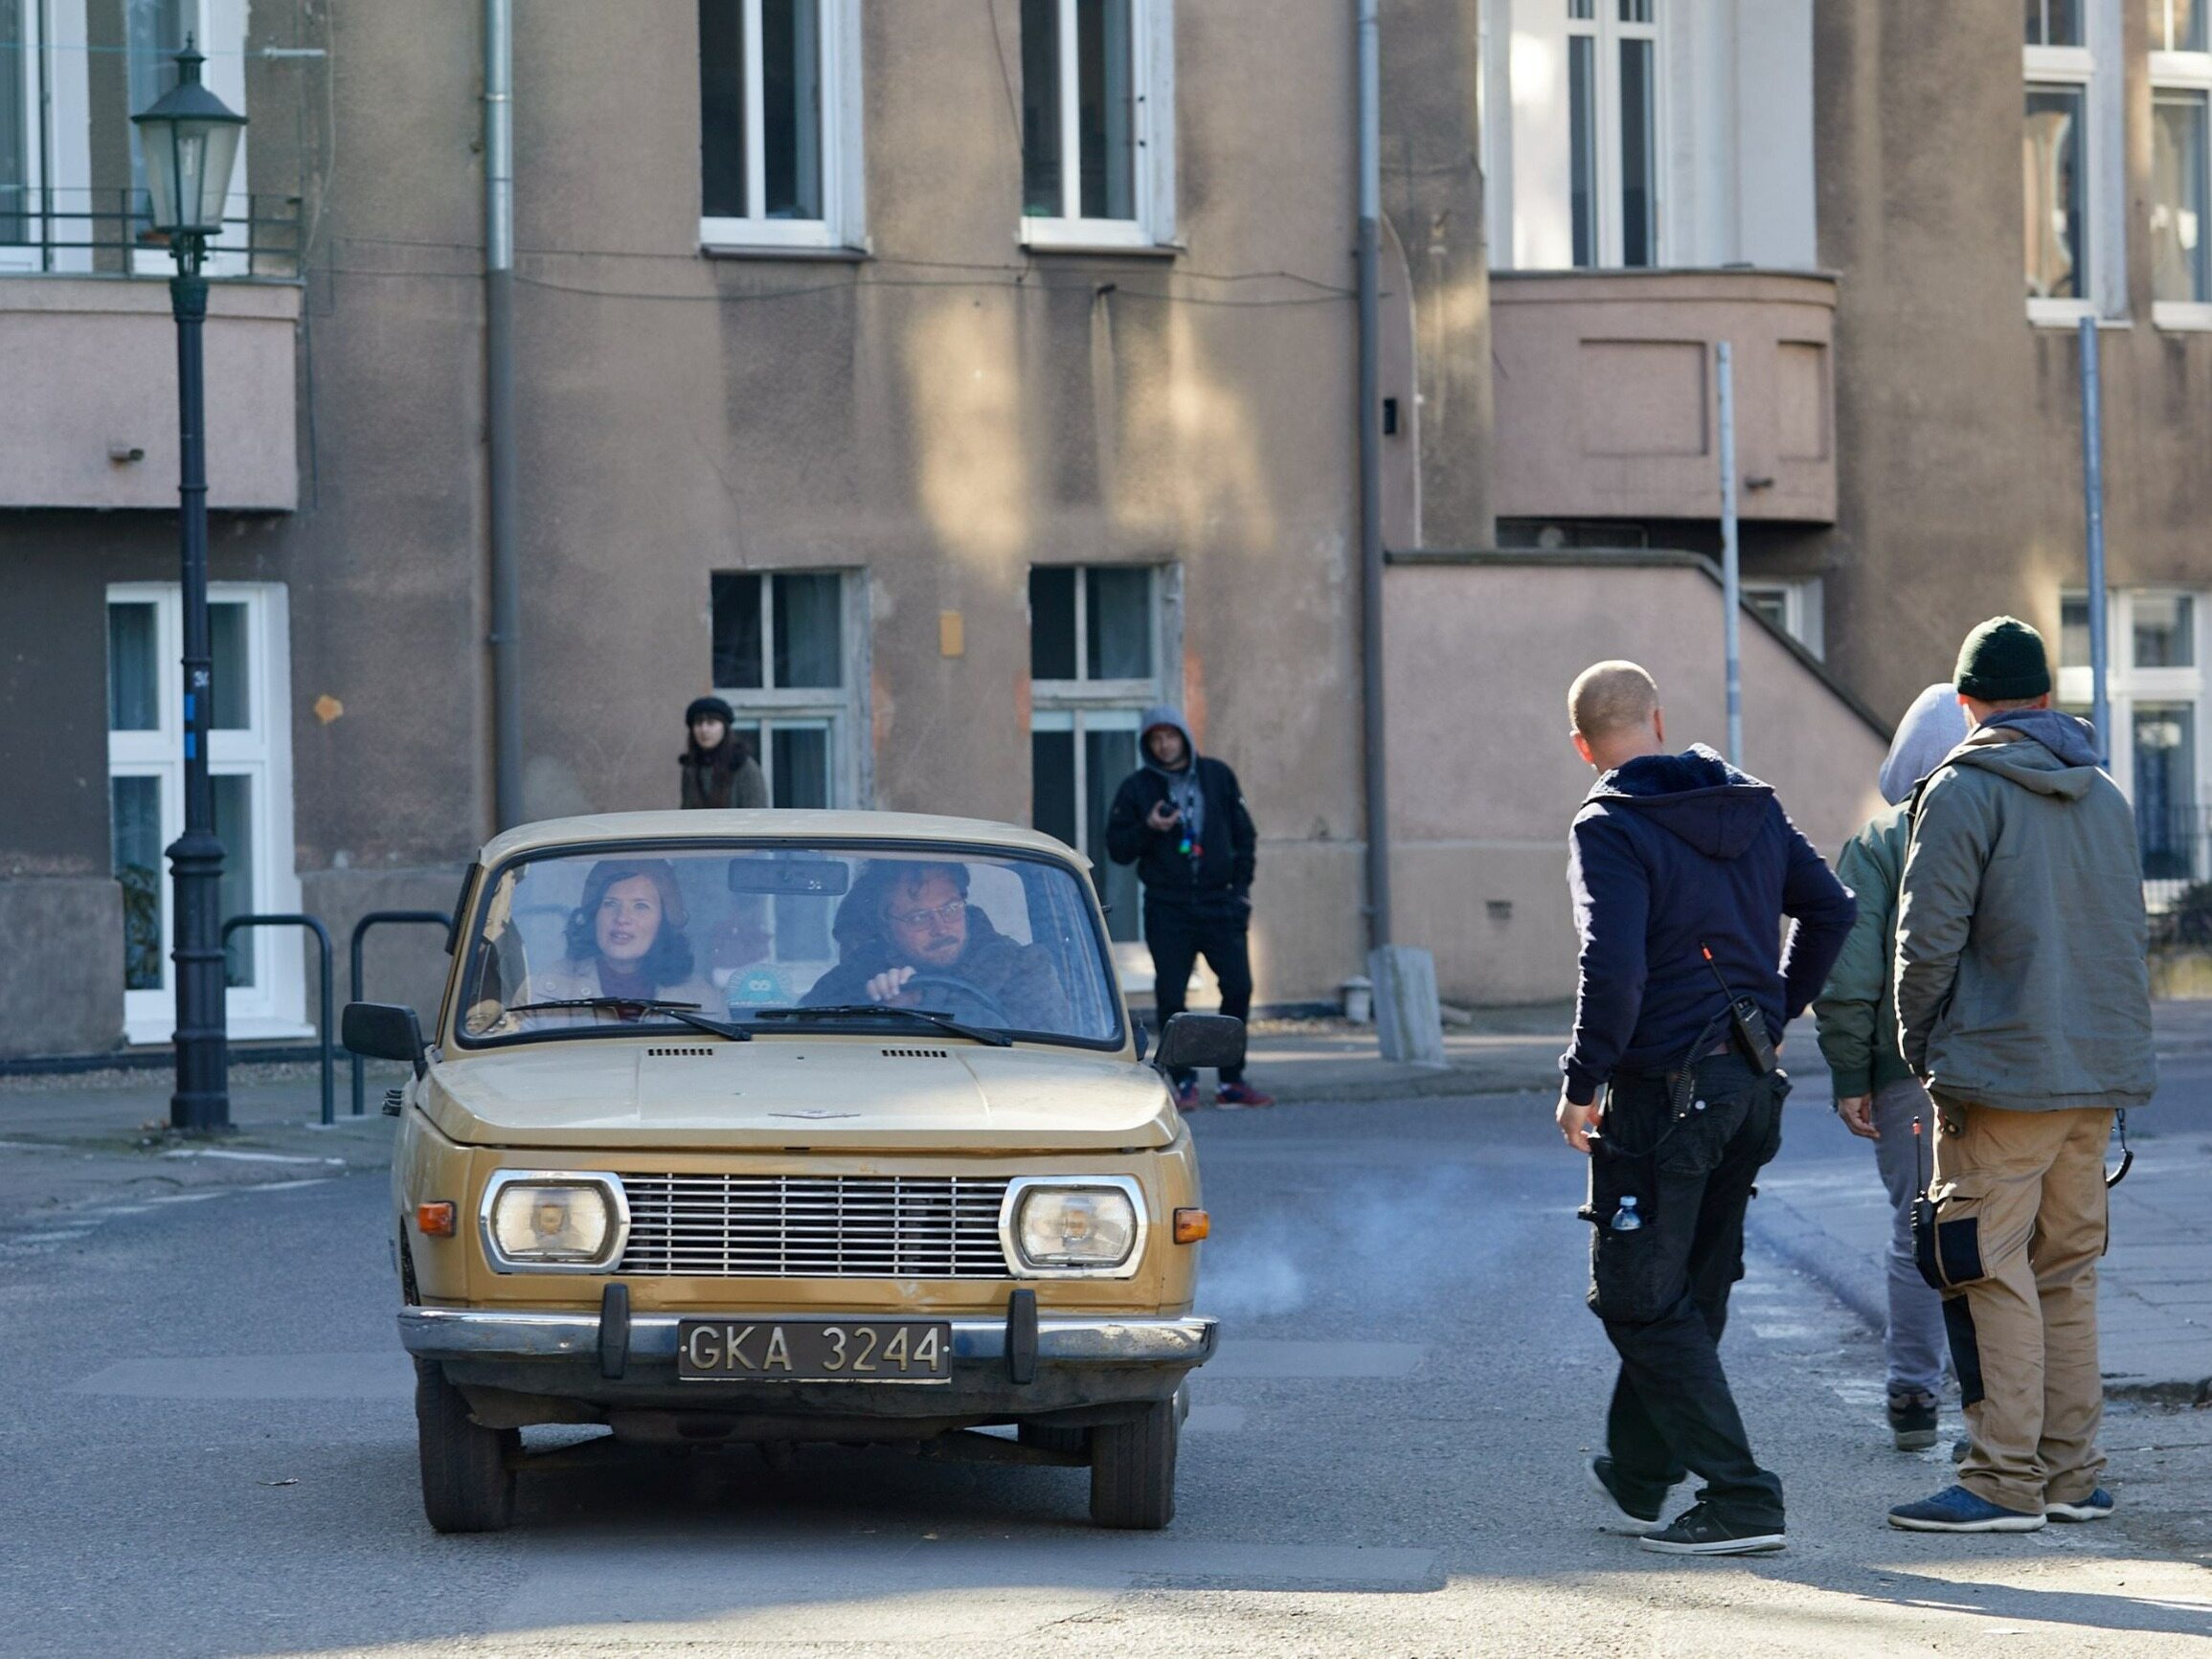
[1895,720,2156,1113]
[1814,804,1915,1100]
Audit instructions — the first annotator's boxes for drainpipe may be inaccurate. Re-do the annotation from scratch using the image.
[1356,0,1391,950]
[485,0,523,828]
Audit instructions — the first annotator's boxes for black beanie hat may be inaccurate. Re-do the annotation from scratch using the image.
[686,695,735,728]
[1953,617,2052,702]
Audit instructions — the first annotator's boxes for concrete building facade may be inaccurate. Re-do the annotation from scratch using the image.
[7,0,2191,1059]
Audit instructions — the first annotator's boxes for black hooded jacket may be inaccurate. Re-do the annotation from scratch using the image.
[1561,745,1856,1104]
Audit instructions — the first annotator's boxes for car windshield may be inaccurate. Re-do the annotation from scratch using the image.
[454,841,1123,1048]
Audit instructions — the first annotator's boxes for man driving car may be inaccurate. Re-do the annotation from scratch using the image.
[802,862,1071,1033]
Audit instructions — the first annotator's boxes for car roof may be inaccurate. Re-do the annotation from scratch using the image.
[479,809,1088,868]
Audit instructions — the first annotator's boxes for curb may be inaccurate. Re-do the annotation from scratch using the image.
[1745,1188,1886,1336]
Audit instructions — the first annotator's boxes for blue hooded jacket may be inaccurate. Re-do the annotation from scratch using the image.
[1561,745,1857,1104]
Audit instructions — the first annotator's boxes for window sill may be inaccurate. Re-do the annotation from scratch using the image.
[2027,302,2130,329]
[700,243,870,263]
[2153,301,2212,332]
[1021,219,1181,258]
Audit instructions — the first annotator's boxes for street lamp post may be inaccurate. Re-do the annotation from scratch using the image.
[134,42,247,1133]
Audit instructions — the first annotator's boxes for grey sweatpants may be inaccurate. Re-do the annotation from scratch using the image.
[1872,1077,1951,1398]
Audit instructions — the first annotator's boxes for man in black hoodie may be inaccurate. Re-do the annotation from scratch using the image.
[1105,706,1269,1109]
[1559,661,1855,1558]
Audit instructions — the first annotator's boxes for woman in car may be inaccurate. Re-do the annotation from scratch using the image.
[512,858,711,1016]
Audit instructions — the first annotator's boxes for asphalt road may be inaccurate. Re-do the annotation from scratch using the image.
[4,1092,2209,1658]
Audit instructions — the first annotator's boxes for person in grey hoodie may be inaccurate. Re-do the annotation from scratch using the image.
[1814,684,1969,1450]
[1886,617,2155,1536]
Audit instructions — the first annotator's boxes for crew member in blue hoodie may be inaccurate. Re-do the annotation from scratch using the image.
[1559,661,1855,1558]
[1105,707,1269,1109]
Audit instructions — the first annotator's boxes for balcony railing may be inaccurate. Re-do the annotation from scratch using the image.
[0,189,302,280]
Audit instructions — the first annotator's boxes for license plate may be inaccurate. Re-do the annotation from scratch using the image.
[676,1319,954,1382]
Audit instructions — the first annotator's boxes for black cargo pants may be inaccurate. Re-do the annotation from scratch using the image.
[1585,1051,1788,1528]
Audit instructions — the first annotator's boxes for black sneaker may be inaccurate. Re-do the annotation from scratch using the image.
[1638,1502,1786,1556]
[1587,1456,1662,1534]
[1887,1389,1939,1452]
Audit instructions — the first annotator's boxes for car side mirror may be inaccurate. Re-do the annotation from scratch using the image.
[1154,1012,1245,1074]
[343,1001,427,1078]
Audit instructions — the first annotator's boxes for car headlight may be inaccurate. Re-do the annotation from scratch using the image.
[482,1173,626,1270]
[1005,1178,1142,1274]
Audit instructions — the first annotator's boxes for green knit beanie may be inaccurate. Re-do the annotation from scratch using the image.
[1954,616,2052,701]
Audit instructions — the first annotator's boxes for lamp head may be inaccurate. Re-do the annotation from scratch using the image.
[132,40,247,266]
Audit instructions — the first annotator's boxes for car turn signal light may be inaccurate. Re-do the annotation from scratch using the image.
[1172,1207,1209,1244]
[417,1201,457,1237]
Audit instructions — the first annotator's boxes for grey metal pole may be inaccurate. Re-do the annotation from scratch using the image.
[2078,317,2110,764]
[168,254,231,1132]
[1717,341,1742,768]
[485,0,523,827]
[1356,0,1390,949]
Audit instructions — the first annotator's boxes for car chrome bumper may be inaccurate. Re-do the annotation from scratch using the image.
[398,1307,1217,1367]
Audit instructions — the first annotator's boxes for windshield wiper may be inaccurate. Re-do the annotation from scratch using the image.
[752,1003,1013,1047]
[500,997,753,1042]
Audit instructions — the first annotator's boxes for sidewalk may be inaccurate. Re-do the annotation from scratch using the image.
[1240,1006,1571,1104]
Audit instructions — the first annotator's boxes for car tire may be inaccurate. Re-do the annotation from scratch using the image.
[415,1358,517,1534]
[1018,1422,1090,1458]
[1088,1398,1177,1530]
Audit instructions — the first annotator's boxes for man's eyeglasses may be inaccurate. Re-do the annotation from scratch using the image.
[890,898,965,930]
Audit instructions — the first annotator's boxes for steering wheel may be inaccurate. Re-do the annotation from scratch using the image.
[894,972,1012,1027]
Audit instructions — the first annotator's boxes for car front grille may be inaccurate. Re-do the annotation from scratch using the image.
[617,1175,1013,1279]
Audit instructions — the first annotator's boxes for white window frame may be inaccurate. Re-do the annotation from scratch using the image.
[1565,0,1667,270]
[1028,564,1181,984]
[1739,576,1823,660]
[2151,17,2212,327]
[696,0,866,255]
[0,0,45,270]
[0,0,93,275]
[106,582,305,1045]
[2023,0,2123,325]
[2059,587,2208,903]
[1019,0,1178,253]
[709,569,869,807]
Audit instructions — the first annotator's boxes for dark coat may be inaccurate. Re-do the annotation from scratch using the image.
[1104,757,1256,908]
[1561,745,1856,1105]
[801,908,1072,1033]
[680,739,768,810]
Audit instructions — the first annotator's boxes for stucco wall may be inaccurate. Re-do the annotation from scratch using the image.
[1382,557,1890,1004]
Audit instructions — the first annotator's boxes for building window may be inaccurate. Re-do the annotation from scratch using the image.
[106,583,304,1045]
[1019,0,1177,251]
[697,0,865,252]
[2152,2,2212,319]
[1740,578,1825,660]
[709,570,864,806]
[1028,566,1174,947]
[0,0,35,251]
[2024,0,2120,320]
[1566,0,1661,269]
[2059,587,2207,902]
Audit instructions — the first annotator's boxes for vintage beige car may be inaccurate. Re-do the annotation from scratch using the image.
[344,810,1239,1535]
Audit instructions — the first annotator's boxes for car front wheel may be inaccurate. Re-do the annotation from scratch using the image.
[1088,1396,1178,1530]
[415,1358,517,1534]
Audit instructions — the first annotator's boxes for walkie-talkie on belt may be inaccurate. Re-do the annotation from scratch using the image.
[1702,944,1778,1075]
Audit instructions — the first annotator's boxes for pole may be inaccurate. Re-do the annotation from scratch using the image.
[1717,341,1742,768]
[2079,317,2111,764]
[1355,0,1390,950]
[167,257,231,1132]
[485,0,523,828]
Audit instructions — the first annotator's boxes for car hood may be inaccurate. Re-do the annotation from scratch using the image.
[419,1037,1178,1153]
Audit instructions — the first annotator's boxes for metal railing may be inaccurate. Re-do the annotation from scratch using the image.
[219,913,335,1125]
[2142,803,2212,927]
[349,911,454,1117]
[0,188,302,279]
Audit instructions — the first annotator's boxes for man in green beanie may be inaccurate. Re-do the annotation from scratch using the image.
[1886,617,2155,1536]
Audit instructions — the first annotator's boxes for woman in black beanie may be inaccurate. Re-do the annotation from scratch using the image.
[680,695,768,809]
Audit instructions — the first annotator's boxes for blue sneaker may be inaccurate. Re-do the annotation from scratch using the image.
[2046,1489,2114,1522]
[1888,1485,2045,1532]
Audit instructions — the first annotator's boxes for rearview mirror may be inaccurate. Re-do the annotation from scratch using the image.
[343,1001,427,1078]
[727,856,850,896]
[1153,1013,1245,1075]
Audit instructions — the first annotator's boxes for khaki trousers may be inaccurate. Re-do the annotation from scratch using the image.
[1929,1095,2111,1514]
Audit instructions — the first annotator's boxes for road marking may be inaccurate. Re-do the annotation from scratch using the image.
[10,1230,90,1244]
[74,1351,412,1401]
[160,1148,344,1166]
[1749,1322,1821,1339]
[1204,1339,1428,1379]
